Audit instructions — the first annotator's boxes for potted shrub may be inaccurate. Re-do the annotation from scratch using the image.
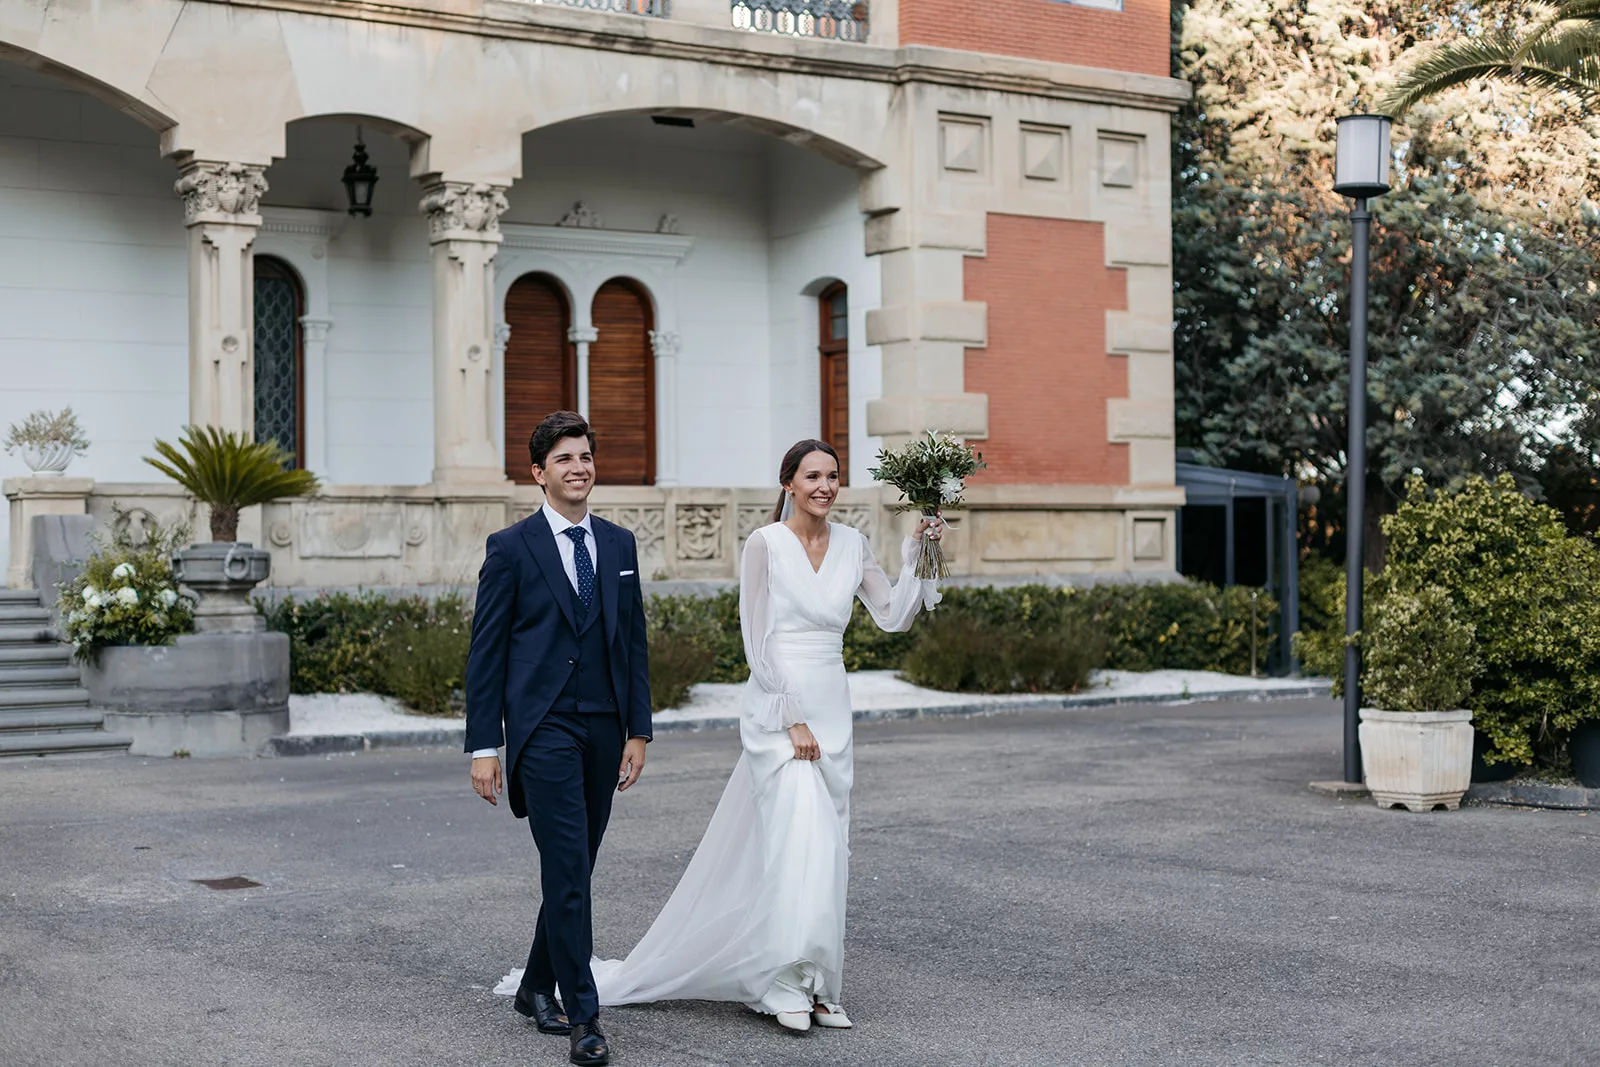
[143,426,318,633]
[4,407,90,476]
[1357,584,1481,812]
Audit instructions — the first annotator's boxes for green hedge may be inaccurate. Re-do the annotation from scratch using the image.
[264,579,1275,714]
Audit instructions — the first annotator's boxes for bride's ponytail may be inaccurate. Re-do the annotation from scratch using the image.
[768,438,840,524]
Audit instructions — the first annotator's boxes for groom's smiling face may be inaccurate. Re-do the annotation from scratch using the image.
[534,434,596,509]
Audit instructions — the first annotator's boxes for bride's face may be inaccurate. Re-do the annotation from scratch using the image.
[785,451,839,519]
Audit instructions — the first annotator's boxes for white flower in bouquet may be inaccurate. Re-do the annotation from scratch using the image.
[116,586,139,607]
[81,587,101,610]
[939,474,963,505]
[158,587,179,608]
[111,562,136,581]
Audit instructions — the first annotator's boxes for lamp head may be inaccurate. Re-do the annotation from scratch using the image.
[342,134,379,218]
[1333,114,1392,199]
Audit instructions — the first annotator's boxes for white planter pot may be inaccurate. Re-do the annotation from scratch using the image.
[18,441,75,476]
[1358,708,1474,812]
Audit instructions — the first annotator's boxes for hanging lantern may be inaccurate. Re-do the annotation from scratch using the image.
[341,129,378,217]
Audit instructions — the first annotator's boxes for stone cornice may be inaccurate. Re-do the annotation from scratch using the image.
[201,0,1193,112]
[500,223,695,263]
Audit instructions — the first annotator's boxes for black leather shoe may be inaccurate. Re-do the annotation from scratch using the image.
[513,989,571,1035]
[568,1018,610,1066]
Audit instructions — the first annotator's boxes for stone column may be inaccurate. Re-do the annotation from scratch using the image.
[569,326,598,417]
[300,316,334,475]
[175,161,269,436]
[421,181,511,485]
[650,329,681,487]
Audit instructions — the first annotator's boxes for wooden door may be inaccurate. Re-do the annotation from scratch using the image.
[818,281,849,485]
[589,279,655,485]
[504,273,574,483]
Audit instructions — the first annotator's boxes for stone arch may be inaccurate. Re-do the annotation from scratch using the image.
[0,41,176,133]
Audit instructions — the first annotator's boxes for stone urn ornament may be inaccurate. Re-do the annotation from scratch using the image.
[4,407,89,476]
[143,425,320,629]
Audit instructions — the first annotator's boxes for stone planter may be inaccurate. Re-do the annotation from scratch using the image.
[18,441,76,476]
[83,633,290,757]
[1358,708,1474,812]
[172,542,271,633]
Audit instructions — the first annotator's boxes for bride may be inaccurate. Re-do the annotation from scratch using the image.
[502,438,941,1033]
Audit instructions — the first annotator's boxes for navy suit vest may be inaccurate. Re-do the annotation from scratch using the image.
[552,595,617,714]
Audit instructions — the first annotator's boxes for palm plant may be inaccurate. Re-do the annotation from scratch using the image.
[144,426,319,544]
[1382,1,1600,116]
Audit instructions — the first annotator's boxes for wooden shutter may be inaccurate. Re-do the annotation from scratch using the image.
[504,273,574,483]
[590,279,655,485]
[818,281,849,485]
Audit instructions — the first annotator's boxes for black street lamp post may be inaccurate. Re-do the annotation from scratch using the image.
[1332,114,1392,785]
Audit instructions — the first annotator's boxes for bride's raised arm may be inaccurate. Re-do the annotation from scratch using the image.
[739,530,805,731]
[856,528,941,632]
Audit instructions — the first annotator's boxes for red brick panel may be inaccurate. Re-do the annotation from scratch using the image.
[964,213,1129,486]
[898,0,1170,76]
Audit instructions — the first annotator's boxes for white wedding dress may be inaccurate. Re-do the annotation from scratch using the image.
[495,521,937,1016]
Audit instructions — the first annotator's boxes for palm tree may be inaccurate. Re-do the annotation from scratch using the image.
[144,426,319,543]
[1381,0,1600,116]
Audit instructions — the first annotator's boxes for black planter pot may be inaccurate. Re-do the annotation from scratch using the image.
[1572,723,1600,789]
[1471,731,1523,783]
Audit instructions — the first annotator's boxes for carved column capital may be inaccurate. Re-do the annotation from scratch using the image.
[420,181,510,243]
[568,326,599,345]
[649,329,681,359]
[174,161,269,226]
[300,317,334,344]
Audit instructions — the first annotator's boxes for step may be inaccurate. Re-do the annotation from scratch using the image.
[0,605,50,625]
[0,687,90,710]
[0,731,133,758]
[0,624,59,646]
[0,589,41,605]
[0,644,72,668]
[0,665,82,689]
[0,707,105,734]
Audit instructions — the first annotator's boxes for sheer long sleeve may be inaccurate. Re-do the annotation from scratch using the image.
[856,531,940,631]
[739,532,805,731]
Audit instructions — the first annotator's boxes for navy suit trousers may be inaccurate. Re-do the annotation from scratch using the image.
[516,709,624,1023]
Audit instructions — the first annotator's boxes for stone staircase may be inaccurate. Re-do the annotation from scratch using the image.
[0,589,133,758]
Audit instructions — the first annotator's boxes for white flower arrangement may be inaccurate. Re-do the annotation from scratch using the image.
[111,562,136,581]
[116,586,139,607]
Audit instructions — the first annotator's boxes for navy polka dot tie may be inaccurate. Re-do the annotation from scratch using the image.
[564,526,595,615]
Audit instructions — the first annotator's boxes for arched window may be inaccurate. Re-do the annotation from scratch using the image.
[504,273,575,483]
[818,281,849,485]
[590,278,656,486]
[253,256,304,467]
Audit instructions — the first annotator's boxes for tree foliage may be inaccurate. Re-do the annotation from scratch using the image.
[1174,0,1600,551]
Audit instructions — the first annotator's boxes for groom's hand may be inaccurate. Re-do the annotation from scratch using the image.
[617,737,647,792]
[471,756,503,806]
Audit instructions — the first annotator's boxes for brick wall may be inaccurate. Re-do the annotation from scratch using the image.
[898,0,1170,77]
[964,213,1129,486]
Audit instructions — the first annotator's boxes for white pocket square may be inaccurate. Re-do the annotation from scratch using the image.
[620,570,635,577]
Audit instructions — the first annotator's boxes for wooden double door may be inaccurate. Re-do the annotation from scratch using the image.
[503,273,656,485]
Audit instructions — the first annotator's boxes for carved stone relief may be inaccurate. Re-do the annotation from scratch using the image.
[298,505,406,559]
[420,182,510,242]
[831,504,874,535]
[592,506,667,572]
[675,505,726,561]
[557,201,603,228]
[174,162,269,225]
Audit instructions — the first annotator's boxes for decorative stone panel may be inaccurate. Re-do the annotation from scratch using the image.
[592,505,667,575]
[1098,134,1142,189]
[675,505,726,562]
[939,115,989,176]
[1020,124,1067,183]
[1132,517,1164,561]
[298,505,406,559]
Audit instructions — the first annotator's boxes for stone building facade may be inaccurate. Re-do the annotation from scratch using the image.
[0,0,1187,590]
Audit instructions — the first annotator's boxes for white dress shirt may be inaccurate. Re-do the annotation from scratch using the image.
[470,503,597,761]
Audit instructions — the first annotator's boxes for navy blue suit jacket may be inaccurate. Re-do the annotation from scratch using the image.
[464,509,653,819]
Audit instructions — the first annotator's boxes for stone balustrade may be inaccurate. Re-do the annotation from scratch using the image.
[6,477,1180,593]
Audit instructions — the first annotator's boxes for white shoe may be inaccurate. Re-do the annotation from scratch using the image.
[776,1010,812,1032]
[812,1002,852,1029]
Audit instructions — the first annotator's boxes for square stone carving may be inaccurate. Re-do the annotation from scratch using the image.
[1133,518,1165,561]
[1099,134,1142,189]
[298,505,405,559]
[1021,124,1067,183]
[940,116,988,175]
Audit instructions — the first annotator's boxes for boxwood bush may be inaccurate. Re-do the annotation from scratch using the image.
[263,579,1277,713]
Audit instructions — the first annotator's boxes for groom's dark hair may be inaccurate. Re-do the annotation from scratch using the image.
[529,411,596,469]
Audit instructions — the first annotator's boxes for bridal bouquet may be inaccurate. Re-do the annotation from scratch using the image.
[869,430,985,580]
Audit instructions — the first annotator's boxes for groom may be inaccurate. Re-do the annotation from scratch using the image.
[465,410,652,1067]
